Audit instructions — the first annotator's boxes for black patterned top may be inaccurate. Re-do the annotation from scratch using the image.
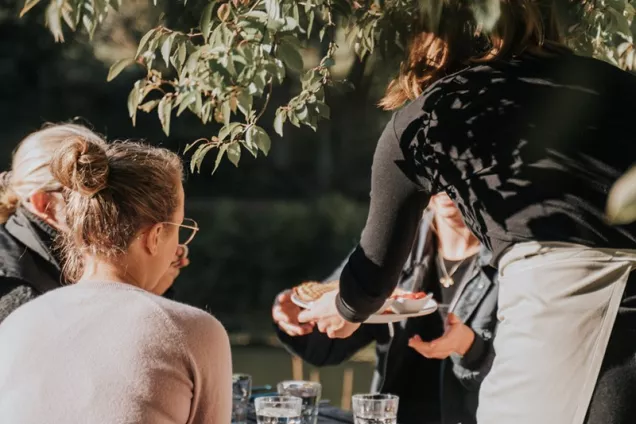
[337,52,636,322]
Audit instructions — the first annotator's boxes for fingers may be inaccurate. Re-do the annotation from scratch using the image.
[408,335,453,359]
[278,320,314,337]
[277,291,292,304]
[297,308,318,323]
[273,306,314,336]
[447,312,461,325]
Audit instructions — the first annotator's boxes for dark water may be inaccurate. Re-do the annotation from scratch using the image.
[232,346,374,408]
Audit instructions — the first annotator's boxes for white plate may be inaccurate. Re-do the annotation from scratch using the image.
[291,293,437,324]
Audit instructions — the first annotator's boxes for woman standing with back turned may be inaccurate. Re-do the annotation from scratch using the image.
[0,135,231,424]
[298,2,636,423]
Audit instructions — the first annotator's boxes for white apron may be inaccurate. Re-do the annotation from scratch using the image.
[477,242,636,424]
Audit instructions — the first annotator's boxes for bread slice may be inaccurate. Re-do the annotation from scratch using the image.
[293,280,339,303]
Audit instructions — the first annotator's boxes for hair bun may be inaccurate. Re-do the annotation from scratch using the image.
[51,136,109,197]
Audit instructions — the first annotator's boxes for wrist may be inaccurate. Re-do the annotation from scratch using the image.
[457,327,475,356]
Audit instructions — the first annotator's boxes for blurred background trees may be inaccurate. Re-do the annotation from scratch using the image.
[2,0,636,331]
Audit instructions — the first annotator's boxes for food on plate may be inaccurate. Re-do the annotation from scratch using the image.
[390,290,427,300]
[293,280,339,303]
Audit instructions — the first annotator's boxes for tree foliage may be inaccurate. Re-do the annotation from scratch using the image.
[18,0,636,173]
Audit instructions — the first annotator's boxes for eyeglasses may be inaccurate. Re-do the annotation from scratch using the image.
[162,218,199,246]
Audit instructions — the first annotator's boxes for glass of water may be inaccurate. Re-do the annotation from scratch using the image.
[232,374,252,424]
[277,380,322,424]
[352,394,399,424]
[255,396,302,424]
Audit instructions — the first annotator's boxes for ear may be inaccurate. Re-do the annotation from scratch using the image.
[29,191,51,217]
[144,223,164,256]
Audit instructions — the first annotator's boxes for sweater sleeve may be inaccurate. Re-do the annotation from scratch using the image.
[336,114,431,322]
[182,311,233,424]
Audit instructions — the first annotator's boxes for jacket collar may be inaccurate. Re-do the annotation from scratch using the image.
[4,207,62,293]
[6,207,60,270]
[414,212,494,324]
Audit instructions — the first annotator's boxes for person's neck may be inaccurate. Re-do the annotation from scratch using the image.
[434,215,481,261]
[79,259,152,292]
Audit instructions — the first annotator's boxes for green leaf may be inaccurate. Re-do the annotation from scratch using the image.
[200,2,214,40]
[184,138,206,154]
[282,17,298,31]
[277,42,303,72]
[265,0,280,20]
[161,34,176,67]
[177,92,197,116]
[136,29,157,58]
[191,143,215,173]
[319,27,326,41]
[245,10,268,22]
[107,58,134,82]
[212,144,229,174]
[222,101,231,126]
[139,99,161,113]
[307,10,314,38]
[320,57,335,68]
[252,126,271,156]
[244,127,259,157]
[315,101,330,119]
[217,2,231,22]
[607,165,636,224]
[289,110,300,127]
[296,105,309,121]
[127,80,145,126]
[174,42,187,71]
[219,122,242,142]
[45,1,64,42]
[158,96,173,136]
[20,0,41,17]
[227,142,241,167]
[236,90,253,117]
[274,109,286,136]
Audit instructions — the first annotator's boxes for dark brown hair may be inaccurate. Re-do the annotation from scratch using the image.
[51,136,183,282]
[379,0,566,110]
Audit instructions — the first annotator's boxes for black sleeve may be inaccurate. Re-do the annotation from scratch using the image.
[336,114,431,322]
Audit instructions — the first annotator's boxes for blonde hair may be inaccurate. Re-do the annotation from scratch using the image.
[0,124,106,223]
[379,0,567,110]
[51,136,183,282]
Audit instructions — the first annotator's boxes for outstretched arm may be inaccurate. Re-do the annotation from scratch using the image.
[336,115,430,323]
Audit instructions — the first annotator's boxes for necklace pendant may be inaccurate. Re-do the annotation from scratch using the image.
[440,276,454,288]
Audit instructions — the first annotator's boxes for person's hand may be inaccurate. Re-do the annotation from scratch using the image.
[273,291,315,336]
[408,313,475,359]
[297,290,361,339]
[155,245,190,295]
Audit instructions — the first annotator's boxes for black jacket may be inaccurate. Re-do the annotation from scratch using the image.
[0,209,178,324]
[0,208,62,323]
[275,211,498,424]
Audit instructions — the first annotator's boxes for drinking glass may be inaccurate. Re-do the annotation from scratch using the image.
[232,374,252,424]
[351,394,399,424]
[255,396,303,424]
[277,380,322,424]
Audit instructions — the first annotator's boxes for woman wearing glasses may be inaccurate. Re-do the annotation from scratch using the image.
[0,134,231,424]
[0,124,190,323]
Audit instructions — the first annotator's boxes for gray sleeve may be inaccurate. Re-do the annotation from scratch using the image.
[0,280,38,324]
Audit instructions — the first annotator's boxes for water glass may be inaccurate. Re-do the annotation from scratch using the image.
[255,396,303,424]
[352,394,399,424]
[277,380,322,424]
[232,374,252,424]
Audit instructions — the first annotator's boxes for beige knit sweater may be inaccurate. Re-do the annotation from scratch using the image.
[0,280,232,424]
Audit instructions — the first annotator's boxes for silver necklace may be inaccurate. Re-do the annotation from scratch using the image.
[437,253,468,288]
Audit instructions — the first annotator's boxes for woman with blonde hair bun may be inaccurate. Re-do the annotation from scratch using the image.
[0,124,188,323]
[0,134,232,424]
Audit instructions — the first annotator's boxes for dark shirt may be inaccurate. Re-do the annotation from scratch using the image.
[337,52,636,322]
[436,255,476,321]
